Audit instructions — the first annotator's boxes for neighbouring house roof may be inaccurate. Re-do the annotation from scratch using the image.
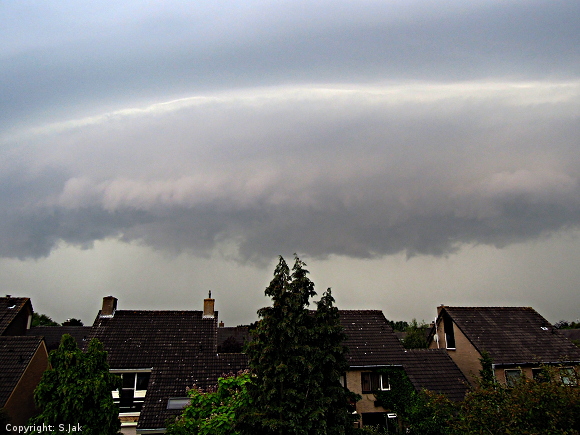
[400,349,470,401]
[217,325,250,353]
[0,335,44,407]
[560,329,580,344]
[28,326,92,351]
[438,307,580,366]
[0,297,30,335]
[339,310,406,367]
[87,309,248,432]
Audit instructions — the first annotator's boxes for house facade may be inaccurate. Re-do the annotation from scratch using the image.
[429,305,580,386]
[340,310,468,429]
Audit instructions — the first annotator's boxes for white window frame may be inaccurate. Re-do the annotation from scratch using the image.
[110,369,152,414]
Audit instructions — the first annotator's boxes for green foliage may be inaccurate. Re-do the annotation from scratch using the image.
[0,407,10,427]
[31,313,59,327]
[451,367,580,435]
[32,334,121,435]
[555,320,580,329]
[389,364,580,435]
[240,255,357,435]
[478,350,495,386]
[401,319,429,349]
[355,425,390,434]
[66,318,83,326]
[166,371,252,435]
[375,368,452,435]
[387,320,409,332]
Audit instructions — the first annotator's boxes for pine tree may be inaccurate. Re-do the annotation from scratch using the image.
[240,255,355,435]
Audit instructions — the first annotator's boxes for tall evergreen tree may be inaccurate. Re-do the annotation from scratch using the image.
[240,255,355,435]
[32,334,121,435]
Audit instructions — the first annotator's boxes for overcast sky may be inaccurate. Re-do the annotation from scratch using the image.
[2,0,580,327]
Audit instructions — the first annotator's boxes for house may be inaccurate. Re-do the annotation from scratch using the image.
[428,306,580,386]
[339,310,468,429]
[0,296,33,336]
[86,295,248,435]
[0,336,49,425]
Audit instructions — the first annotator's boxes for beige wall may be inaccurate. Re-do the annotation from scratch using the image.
[346,370,388,415]
[430,318,482,386]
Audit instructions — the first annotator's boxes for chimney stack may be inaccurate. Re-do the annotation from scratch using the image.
[437,304,445,316]
[101,296,118,317]
[203,291,215,318]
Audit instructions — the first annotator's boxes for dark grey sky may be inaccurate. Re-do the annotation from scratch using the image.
[1,0,579,326]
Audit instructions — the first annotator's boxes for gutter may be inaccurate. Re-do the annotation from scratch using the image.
[349,364,403,369]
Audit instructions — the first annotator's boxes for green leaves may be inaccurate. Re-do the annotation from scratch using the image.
[32,334,121,435]
[241,255,356,435]
[167,372,253,435]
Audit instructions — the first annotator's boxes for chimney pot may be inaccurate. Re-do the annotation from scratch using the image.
[101,296,118,317]
[203,293,215,318]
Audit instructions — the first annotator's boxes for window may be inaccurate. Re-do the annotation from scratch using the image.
[532,368,549,383]
[505,369,522,387]
[167,397,191,410]
[443,313,455,349]
[560,367,578,386]
[361,372,390,393]
[112,371,151,413]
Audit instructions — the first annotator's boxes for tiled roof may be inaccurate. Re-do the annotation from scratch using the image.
[142,354,249,430]
[560,329,580,343]
[87,310,248,431]
[0,297,30,335]
[0,336,44,406]
[401,349,470,401]
[87,310,220,369]
[441,307,580,365]
[28,326,92,351]
[338,310,406,367]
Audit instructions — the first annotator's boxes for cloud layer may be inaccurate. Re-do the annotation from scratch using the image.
[3,82,580,263]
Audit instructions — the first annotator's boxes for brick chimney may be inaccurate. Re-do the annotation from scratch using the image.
[101,296,117,317]
[203,291,215,318]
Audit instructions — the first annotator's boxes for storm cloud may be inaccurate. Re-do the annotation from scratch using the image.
[3,82,580,263]
[2,0,580,325]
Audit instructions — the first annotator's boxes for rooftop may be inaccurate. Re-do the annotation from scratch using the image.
[0,335,44,406]
[439,306,580,365]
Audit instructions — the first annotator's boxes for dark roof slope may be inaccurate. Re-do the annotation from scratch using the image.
[0,336,44,406]
[339,310,405,367]
[28,326,92,351]
[401,349,470,401]
[560,329,580,344]
[441,307,580,365]
[87,310,248,431]
[0,297,30,335]
[87,310,219,369]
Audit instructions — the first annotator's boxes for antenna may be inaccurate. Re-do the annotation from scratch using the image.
[208,290,212,299]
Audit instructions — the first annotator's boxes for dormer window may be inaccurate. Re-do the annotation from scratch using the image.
[443,313,455,349]
[111,370,151,413]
